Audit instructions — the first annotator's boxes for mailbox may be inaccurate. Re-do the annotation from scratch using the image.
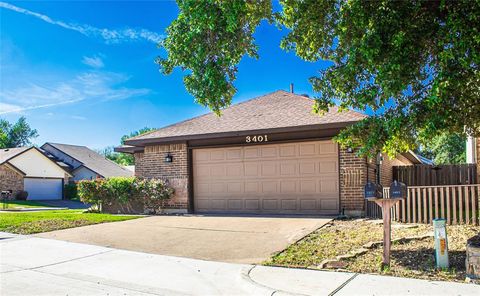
[364,182,383,199]
[389,180,407,199]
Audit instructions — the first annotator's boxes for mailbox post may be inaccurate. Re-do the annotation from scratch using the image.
[365,181,406,268]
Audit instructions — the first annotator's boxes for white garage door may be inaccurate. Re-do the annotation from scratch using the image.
[24,178,63,200]
[193,140,339,215]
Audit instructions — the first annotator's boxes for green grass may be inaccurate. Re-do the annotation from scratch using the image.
[0,200,55,210]
[0,210,142,234]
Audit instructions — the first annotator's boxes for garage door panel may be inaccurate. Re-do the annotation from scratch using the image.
[262,199,278,210]
[299,180,316,193]
[245,199,260,210]
[319,161,338,174]
[300,199,316,210]
[193,140,339,214]
[319,179,339,194]
[244,147,260,159]
[279,145,296,157]
[261,163,277,176]
[226,164,243,177]
[319,142,337,154]
[321,199,338,210]
[245,182,259,193]
[281,199,297,210]
[299,162,316,175]
[227,182,243,193]
[24,178,63,200]
[280,180,296,193]
[227,199,243,210]
[261,181,277,193]
[226,148,243,160]
[261,146,277,158]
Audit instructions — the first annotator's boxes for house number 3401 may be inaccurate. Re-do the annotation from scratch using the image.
[245,135,268,143]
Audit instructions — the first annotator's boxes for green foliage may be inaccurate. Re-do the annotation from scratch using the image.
[64,183,78,200]
[161,0,480,157]
[100,127,155,166]
[157,0,272,114]
[121,127,155,144]
[99,146,134,166]
[77,177,174,213]
[419,132,466,164]
[0,117,38,148]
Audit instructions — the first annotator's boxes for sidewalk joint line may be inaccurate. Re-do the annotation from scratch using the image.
[328,273,358,296]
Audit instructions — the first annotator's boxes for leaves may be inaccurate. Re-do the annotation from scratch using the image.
[157,0,272,114]
[0,117,38,148]
[161,0,480,156]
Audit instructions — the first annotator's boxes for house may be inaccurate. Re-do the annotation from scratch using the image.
[117,90,425,216]
[41,143,133,182]
[0,147,71,200]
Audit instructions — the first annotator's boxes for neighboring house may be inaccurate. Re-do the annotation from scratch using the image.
[117,90,427,216]
[0,147,71,200]
[41,143,133,182]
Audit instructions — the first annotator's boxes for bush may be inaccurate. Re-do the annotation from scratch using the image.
[15,191,28,200]
[77,177,174,213]
[64,183,78,200]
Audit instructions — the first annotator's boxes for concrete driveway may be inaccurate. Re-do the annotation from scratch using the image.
[36,215,331,263]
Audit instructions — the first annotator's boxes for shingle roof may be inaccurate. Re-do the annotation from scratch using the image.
[126,90,366,144]
[0,147,29,164]
[45,143,133,178]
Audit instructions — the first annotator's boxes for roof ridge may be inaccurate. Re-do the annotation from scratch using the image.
[126,90,287,142]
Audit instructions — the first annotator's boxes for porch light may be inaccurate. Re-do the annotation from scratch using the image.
[164,153,173,163]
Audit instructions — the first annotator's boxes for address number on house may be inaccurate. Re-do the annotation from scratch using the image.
[245,135,269,143]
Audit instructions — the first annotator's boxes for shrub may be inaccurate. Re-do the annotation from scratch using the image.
[77,177,174,214]
[15,190,28,200]
[136,178,175,214]
[64,183,78,200]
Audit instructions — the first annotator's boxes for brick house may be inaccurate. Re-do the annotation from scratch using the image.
[117,90,423,216]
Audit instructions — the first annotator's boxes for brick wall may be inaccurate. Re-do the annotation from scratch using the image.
[0,164,24,198]
[339,147,367,216]
[379,153,413,187]
[134,143,188,211]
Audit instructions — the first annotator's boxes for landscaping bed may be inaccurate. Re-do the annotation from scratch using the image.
[266,219,480,283]
[0,210,142,234]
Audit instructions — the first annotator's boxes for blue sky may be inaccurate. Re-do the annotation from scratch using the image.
[1,1,332,149]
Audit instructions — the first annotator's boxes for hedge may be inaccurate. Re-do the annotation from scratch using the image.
[77,177,174,214]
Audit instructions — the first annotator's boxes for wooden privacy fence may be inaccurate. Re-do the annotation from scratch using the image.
[393,164,477,186]
[365,184,480,225]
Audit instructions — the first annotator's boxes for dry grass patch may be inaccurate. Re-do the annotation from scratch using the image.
[266,219,479,283]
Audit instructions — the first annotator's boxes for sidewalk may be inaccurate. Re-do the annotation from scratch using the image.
[1,232,479,296]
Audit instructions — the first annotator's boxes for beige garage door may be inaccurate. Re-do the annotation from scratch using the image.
[193,140,339,215]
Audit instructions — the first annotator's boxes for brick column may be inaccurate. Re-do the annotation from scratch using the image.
[339,147,368,216]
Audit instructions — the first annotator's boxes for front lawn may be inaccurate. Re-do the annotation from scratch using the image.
[266,219,480,283]
[0,210,142,234]
[0,200,55,210]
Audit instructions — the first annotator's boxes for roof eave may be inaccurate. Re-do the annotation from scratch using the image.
[124,121,359,147]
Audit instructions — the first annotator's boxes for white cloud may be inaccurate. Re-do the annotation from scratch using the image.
[82,55,104,68]
[0,2,164,44]
[71,115,87,120]
[0,71,151,115]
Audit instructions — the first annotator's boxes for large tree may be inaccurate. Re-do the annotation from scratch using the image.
[102,127,155,166]
[157,0,479,158]
[419,132,466,165]
[0,117,38,148]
